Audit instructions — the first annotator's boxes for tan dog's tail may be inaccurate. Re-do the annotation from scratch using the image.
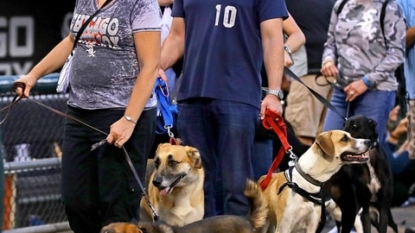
[244,179,268,229]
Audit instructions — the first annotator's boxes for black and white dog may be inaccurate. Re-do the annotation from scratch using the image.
[324,115,398,233]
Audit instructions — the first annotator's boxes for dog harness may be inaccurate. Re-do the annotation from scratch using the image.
[278,166,324,204]
[278,163,329,233]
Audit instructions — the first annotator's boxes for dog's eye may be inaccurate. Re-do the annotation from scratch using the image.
[340,134,349,142]
[168,160,179,167]
[154,158,160,168]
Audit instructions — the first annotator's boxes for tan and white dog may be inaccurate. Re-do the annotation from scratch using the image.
[258,130,371,233]
[139,143,205,226]
[102,179,268,233]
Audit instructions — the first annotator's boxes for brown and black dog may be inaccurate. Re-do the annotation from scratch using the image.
[258,130,371,233]
[101,179,268,233]
[139,143,205,226]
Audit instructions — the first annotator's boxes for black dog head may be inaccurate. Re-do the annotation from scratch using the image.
[343,115,378,147]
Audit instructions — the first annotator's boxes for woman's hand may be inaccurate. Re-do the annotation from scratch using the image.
[284,50,293,67]
[344,79,368,102]
[106,117,136,148]
[320,60,338,77]
[13,74,38,98]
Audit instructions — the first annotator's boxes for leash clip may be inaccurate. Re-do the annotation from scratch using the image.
[287,146,297,167]
[164,125,175,138]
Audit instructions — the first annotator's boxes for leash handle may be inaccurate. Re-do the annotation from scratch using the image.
[285,67,347,122]
[13,81,27,97]
[155,78,178,139]
[0,81,27,125]
[259,109,292,190]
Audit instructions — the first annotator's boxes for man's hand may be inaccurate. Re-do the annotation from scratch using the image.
[260,94,283,119]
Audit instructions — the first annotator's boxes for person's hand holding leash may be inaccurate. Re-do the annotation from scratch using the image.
[107,117,136,148]
[344,79,368,102]
[320,60,338,77]
[13,74,38,98]
[260,94,283,120]
[158,68,168,83]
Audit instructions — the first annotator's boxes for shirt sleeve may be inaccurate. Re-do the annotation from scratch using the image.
[365,0,406,86]
[132,0,162,32]
[172,0,185,18]
[257,0,288,22]
[322,1,342,65]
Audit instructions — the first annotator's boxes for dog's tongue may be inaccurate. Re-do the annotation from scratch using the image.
[159,187,171,196]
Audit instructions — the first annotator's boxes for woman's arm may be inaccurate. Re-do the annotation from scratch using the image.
[14,33,75,97]
[126,31,161,122]
[283,13,305,67]
[365,1,406,86]
[322,2,340,65]
[283,13,305,54]
[107,31,161,147]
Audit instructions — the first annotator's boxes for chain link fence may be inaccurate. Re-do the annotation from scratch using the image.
[0,74,71,232]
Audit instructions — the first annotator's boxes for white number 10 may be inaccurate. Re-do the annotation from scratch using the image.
[215,4,237,28]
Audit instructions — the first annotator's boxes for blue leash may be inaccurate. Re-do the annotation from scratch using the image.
[154,78,178,137]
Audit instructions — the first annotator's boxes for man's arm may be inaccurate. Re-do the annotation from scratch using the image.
[158,0,173,7]
[261,18,284,91]
[406,26,415,47]
[160,17,186,70]
[259,18,285,117]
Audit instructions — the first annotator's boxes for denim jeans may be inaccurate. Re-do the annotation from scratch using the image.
[252,138,273,181]
[61,106,156,233]
[323,87,396,142]
[177,98,257,217]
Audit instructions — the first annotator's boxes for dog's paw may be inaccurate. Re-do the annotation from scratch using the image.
[100,222,142,233]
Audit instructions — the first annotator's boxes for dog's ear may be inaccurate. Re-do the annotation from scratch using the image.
[368,118,377,127]
[184,146,203,169]
[315,131,335,157]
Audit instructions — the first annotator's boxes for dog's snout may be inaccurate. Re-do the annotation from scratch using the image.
[152,177,162,187]
[364,139,372,147]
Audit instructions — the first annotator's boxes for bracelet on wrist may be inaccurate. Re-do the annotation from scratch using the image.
[124,115,137,125]
[362,76,371,88]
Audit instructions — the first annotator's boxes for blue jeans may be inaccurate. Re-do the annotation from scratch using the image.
[252,138,273,181]
[323,88,395,143]
[61,106,156,233]
[177,98,257,217]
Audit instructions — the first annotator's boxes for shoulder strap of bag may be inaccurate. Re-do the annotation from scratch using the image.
[336,0,348,15]
[71,0,113,51]
[379,0,390,37]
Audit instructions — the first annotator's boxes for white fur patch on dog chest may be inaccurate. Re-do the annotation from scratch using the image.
[366,161,381,202]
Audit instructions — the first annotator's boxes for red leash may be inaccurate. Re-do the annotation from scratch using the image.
[259,109,292,190]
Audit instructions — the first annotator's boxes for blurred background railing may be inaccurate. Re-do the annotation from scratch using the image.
[0,73,71,233]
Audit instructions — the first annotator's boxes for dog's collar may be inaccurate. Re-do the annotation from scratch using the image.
[281,167,324,205]
[294,161,324,187]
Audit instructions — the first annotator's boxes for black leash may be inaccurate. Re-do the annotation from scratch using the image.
[5,82,160,222]
[284,67,348,122]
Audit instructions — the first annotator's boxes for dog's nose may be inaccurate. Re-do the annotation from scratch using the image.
[364,139,372,146]
[152,177,162,187]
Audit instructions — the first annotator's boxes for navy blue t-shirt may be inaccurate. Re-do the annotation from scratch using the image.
[172,0,288,108]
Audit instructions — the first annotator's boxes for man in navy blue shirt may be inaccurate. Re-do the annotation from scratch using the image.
[159,0,288,217]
